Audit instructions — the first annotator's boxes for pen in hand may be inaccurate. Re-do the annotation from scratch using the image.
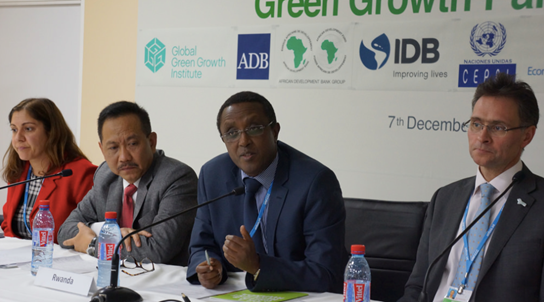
[181,293,191,302]
[205,249,211,266]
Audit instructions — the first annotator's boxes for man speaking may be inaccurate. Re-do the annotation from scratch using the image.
[187,91,347,293]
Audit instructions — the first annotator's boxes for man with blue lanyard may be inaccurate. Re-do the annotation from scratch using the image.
[186,91,348,293]
[399,73,544,302]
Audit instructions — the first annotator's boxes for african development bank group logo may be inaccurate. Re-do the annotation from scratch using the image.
[314,28,347,74]
[470,22,506,57]
[145,38,166,73]
[281,30,312,72]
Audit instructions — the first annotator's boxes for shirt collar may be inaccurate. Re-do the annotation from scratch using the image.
[474,160,523,195]
[240,153,279,189]
[123,178,141,190]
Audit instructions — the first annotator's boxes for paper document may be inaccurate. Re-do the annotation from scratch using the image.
[0,246,32,265]
[142,272,246,299]
[18,255,97,274]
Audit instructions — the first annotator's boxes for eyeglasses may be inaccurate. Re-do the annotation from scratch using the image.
[121,256,155,276]
[220,121,274,143]
[463,120,531,137]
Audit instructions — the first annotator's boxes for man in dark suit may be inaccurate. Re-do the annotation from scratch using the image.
[58,101,197,265]
[186,91,347,293]
[399,73,543,302]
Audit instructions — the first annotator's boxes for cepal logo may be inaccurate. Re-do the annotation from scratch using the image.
[359,33,390,70]
[237,33,271,80]
[145,38,166,73]
[359,33,439,70]
[458,21,513,88]
[470,21,506,57]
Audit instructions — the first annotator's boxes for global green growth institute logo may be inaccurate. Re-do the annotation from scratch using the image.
[145,38,166,73]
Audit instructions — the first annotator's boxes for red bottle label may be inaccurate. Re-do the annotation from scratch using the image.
[39,230,48,247]
[100,243,116,260]
[343,282,366,302]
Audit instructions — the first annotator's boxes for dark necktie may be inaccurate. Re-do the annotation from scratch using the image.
[121,184,137,228]
[243,178,265,254]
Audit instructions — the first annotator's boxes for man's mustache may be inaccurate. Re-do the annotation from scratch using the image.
[117,162,139,170]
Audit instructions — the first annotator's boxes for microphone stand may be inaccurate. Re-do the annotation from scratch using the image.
[417,171,525,302]
[0,169,72,190]
[91,186,245,302]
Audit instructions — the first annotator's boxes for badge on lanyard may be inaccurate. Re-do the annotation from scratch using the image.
[443,286,472,302]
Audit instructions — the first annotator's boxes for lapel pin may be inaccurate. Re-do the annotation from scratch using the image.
[517,198,527,207]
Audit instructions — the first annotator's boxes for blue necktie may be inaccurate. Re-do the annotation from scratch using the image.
[243,178,265,254]
[453,183,495,291]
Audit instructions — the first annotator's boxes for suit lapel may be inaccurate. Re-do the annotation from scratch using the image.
[134,172,151,222]
[431,178,474,289]
[228,164,242,193]
[106,178,124,216]
[38,175,59,201]
[132,152,159,223]
[32,175,60,218]
[7,164,30,224]
[264,145,289,257]
[477,167,536,283]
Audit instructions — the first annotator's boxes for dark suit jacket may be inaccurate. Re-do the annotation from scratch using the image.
[57,150,198,266]
[1,158,97,244]
[187,141,348,293]
[399,164,544,302]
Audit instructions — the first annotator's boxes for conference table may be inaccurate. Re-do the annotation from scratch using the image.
[0,236,345,302]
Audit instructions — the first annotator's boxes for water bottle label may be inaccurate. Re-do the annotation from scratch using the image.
[39,230,48,247]
[343,282,366,302]
[99,243,116,261]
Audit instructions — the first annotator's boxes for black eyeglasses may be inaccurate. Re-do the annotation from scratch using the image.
[220,121,274,143]
[121,256,155,276]
[463,120,531,137]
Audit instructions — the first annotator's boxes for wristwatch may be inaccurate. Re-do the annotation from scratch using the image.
[86,237,98,257]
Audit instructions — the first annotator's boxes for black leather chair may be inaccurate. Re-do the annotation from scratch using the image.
[344,198,428,302]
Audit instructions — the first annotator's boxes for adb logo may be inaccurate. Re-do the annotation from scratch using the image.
[145,38,166,73]
[470,22,506,57]
[359,34,390,70]
[237,33,271,80]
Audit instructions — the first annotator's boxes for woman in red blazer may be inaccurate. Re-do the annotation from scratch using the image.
[1,98,97,243]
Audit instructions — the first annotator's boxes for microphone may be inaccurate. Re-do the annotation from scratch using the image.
[417,171,525,302]
[0,169,73,190]
[91,186,245,302]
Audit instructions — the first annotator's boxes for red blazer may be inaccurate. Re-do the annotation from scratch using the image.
[1,157,97,243]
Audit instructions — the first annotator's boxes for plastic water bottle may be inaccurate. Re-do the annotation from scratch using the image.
[97,211,122,288]
[31,200,55,276]
[343,244,371,302]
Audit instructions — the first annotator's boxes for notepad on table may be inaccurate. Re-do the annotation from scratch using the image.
[212,289,308,302]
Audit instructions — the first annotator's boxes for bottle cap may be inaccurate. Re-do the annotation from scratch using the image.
[105,211,117,219]
[38,200,50,208]
[351,244,365,255]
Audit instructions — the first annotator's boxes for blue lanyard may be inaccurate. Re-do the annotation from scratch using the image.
[458,194,504,291]
[249,181,273,238]
[22,167,33,234]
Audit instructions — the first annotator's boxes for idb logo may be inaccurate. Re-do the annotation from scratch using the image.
[394,38,439,64]
[237,33,270,80]
[145,38,166,73]
[359,33,390,70]
[359,33,440,70]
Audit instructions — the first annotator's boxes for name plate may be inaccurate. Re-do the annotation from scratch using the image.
[34,267,97,296]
